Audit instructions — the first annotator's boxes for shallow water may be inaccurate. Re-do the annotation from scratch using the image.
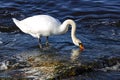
[0,0,120,80]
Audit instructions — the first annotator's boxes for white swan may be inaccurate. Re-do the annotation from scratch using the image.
[12,15,84,51]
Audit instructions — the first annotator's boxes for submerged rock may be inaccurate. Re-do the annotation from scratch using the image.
[0,48,119,80]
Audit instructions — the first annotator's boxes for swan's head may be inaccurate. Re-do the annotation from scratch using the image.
[73,39,84,51]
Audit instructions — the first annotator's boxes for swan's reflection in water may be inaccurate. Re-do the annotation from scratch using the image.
[24,48,82,63]
[71,48,82,62]
[19,47,82,63]
[16,47,82,64]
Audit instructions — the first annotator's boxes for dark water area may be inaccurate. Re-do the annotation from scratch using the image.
[0,0,120,80]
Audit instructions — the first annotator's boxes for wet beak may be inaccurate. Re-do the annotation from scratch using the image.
[79,43,84,51]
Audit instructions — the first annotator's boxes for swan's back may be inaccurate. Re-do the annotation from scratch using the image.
[13,15,61,37]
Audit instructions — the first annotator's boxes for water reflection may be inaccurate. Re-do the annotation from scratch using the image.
[71,48,82,62]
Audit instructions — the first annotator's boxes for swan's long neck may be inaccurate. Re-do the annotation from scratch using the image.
[59,19,77,42]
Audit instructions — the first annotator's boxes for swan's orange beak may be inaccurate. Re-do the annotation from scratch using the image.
[79,43,84,51]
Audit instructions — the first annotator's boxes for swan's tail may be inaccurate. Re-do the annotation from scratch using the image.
[12,18,20,27]
[12,18,27,33]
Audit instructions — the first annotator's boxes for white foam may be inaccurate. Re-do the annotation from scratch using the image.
[0,62,8,70]
[100,62,120,71]
[0,41,3,44]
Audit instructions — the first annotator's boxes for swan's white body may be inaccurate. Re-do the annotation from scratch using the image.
[12,15,84,50]
[13,15,62,38]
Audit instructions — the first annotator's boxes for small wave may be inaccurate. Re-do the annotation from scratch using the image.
[0,41,3,44]
[99,62,120,71]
